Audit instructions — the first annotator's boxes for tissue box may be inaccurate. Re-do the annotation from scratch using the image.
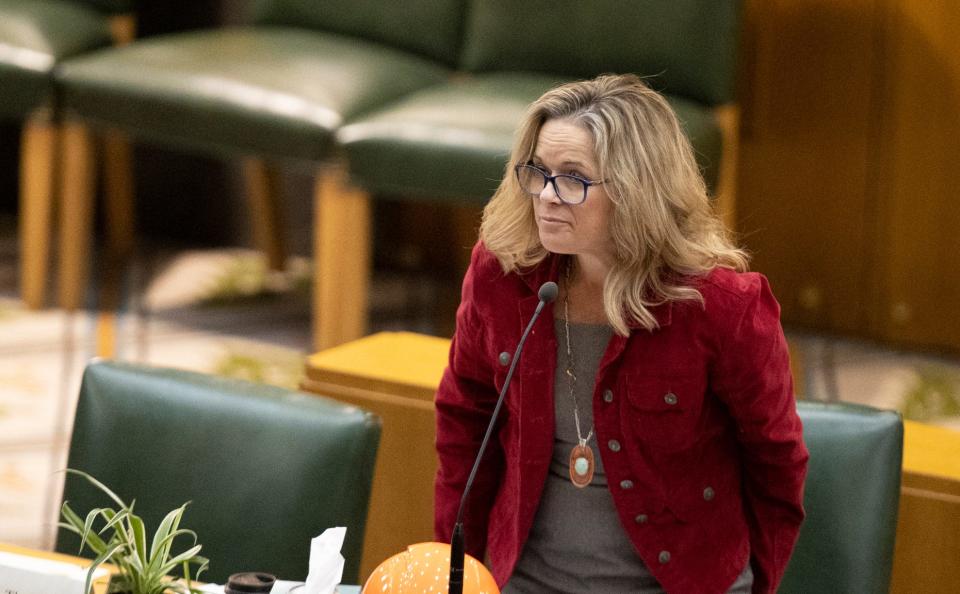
[0,550,109,594]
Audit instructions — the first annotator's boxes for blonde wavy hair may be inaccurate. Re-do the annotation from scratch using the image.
[480,73,749,335]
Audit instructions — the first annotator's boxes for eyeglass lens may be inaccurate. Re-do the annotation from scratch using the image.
[516,165,586,204]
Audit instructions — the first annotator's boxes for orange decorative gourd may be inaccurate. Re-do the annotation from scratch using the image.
[362,542,499,594]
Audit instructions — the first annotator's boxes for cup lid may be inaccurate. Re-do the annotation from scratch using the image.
[225,572,277,593]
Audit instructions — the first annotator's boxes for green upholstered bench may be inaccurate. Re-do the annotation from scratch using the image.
[53,0,741,350]
[339,1,739,201]
[0,0,132,309]
[56,360,381,585]
[336,0,742,348]
[53,0,465,349]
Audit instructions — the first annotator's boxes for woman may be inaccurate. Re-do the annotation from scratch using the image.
[434,74,808,594]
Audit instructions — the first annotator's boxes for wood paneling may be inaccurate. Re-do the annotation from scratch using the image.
[871,0,960,350]
[737,0,881,334]
[737,0,960,352]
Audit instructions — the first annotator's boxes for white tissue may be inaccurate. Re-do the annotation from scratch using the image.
[302,527,346,594]
[0,551,109,594]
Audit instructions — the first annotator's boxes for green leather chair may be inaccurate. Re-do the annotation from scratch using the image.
[782,401,904,594]
[53,0,465,348]
[55,360,381,585]
[0,0,130,309]
[338,0,741,201]
[334,0,742,342]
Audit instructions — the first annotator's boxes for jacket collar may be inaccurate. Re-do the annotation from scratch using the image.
[517,253,673,329]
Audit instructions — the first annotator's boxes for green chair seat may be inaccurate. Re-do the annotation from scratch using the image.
[338,73,723,201]
[56,361,381,585]
[783,401,903,593]
[57,26,451,160]
[0,0,112,119]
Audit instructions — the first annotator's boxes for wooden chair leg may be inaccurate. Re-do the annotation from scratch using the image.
[102,128,135,267]
[242,158,287,271]
[108,13,137,46]
[58,121,97,311]
[97,128,136,359]
[450,203,483,276]
[714,104,740,230]
[313,167,371,350]
[19,113,59,309]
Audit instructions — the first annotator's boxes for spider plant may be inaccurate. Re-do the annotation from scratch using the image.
[58,469,209,594]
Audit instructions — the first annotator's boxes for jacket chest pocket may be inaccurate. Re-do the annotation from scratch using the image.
[623,374,705,452]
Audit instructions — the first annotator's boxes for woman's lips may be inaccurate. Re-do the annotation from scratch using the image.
[538,216,569,225]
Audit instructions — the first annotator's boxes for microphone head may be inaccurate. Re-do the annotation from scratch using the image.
[538,281,559,303]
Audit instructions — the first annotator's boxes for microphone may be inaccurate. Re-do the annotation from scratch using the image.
[448,281,558,594]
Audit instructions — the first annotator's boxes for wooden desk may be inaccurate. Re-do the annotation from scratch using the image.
[303,332,960,591]
[892,421,960,593]
[302,332,449,581]
[0,544,363,593]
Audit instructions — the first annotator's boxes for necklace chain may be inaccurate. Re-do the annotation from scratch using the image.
[563,261,594,448]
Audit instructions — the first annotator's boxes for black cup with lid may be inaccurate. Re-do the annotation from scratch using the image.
[224,572,277,594]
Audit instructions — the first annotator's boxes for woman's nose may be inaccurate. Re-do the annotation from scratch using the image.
[538,179,562,203]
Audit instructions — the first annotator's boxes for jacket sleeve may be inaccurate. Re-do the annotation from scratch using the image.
[710,274,809,594]
[434,245,504,558]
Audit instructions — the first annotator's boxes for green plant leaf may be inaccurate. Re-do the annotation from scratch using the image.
[61,470,207,594]
[189,555,209,584]
[99,508,135,548]
[148,527,197,564]
[128,512,148,567]
[79,507,105,552]
[60,502,108,555]
[155,504,186,565]
[83,541,124,594]
[148,507,180,561]
[98,508,127,535]
[145,517,194,576]
[157,544,202,577]
[65,469,128,509]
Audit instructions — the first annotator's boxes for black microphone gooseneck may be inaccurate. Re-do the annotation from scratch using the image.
[448,281,559,594]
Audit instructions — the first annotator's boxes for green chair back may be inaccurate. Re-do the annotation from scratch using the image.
[252,0,466,66]
[55,361,381,585]
[460,0,741,106]
[78,0,133,13]
[0,0,123,120]
[782,401,903,593]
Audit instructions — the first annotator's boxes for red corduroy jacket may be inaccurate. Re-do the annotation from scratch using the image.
[435,242,808,594]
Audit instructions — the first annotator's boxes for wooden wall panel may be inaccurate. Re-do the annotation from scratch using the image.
[871,1,960,350]
[736,0,882,334]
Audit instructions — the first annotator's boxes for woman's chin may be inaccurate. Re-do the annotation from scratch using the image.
[538,233,573,255]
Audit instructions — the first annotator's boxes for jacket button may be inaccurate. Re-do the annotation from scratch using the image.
[703,486,715,501]
[658,550,671,564]
[634,514,648,524]
[603,389,614,403]
[664,392,678,405]
[498,351,510,366]
[620,479,634,490]
[608,439,621,452]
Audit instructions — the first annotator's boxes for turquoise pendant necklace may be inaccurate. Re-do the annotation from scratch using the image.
[563,263,595,488]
